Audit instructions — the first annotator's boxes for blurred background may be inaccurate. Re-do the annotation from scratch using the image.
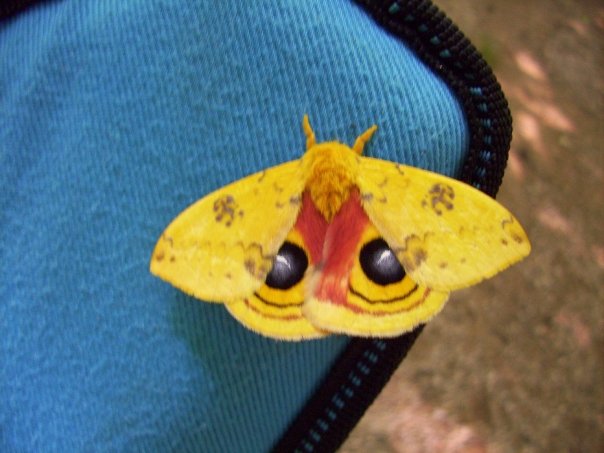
[341,1,603,452]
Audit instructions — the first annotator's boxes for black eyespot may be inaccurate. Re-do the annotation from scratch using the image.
[265,242,308,289]
[360,238,405,285]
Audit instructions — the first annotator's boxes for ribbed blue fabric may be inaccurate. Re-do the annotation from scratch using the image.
[0,1,467,451]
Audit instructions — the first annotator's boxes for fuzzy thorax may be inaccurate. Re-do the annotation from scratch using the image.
[302,143,359,222]
[300,115,377,222]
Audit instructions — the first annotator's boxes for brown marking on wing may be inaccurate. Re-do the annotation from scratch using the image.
[243,242,274,281]
[422,183,455,216]
[502,216,526,244]
[213,194,244,227]
[396,234,429,272]
[394,163,406,176]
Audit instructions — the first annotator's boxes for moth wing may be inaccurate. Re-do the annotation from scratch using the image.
[225,222,328,341]
[356,158,531,291]
[150,160,304,302]
[302,201,450,338]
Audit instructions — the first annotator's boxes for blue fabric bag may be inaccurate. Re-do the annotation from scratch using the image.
[1,1,511,451]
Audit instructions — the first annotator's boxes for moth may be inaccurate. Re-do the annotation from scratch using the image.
[150,116,530,340]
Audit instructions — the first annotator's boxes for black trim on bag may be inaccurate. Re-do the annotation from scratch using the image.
[0,0,39,20]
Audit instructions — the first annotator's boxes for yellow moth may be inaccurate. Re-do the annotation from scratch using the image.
[150,116,530,340]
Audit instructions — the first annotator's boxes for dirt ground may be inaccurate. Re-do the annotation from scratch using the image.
[340,1,604,452]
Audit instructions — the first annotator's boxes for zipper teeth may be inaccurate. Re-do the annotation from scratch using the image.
[366,0,513,196]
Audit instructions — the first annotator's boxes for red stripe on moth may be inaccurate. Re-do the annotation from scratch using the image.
[313,190,369,305]
[294,191,329,264]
